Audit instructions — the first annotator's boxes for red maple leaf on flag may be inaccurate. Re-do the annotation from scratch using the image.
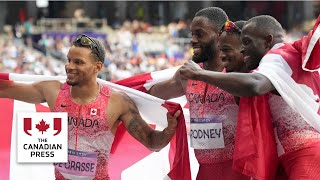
[36,119,50,134]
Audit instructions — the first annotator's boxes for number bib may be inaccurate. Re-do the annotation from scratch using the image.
[190,117,225,149]
[54,149,98,180]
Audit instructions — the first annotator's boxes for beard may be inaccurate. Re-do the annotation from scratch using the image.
[66,81,79,86]
[192,43,216,63]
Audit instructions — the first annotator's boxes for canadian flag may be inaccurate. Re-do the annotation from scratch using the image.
[89,108,100,116]
[0,67,194,180]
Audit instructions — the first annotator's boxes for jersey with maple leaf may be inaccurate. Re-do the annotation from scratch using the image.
[53,83,114,180]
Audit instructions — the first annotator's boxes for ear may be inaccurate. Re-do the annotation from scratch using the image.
[264,34,273,49]
[95,61,103,73]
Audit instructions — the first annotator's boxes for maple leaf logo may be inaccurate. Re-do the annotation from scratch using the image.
[89,108,100,116]
[36,119,50,134]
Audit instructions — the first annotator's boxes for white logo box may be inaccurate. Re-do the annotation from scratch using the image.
[17,112,68,163]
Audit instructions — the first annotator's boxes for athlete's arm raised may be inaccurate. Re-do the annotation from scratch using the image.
[107,91,180,152]
[0,80,61,109]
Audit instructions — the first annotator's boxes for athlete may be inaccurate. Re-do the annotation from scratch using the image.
[0,34,180,180]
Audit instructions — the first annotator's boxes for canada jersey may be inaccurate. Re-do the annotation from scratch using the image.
[186,78,238,164]
[53,83,114,180]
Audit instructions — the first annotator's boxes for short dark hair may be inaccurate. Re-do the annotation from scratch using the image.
[245,15,284,36]
[195,7,228,31]
[73,34,106,63]
[234,20,246,30]
[91,38,106,63]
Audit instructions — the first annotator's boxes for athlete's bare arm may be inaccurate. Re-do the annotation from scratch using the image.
[148,70,187,100]
[107,91,180,152]
[179,60,275,96]
[0,80,61,110]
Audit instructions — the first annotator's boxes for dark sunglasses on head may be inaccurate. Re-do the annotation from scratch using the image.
[73,34,103,61]
[220,20,241,33]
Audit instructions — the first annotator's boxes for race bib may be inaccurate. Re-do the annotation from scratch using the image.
[190,117,225,149]
[54,149,98,180]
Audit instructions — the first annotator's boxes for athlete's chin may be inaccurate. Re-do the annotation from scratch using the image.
[66,80,79,86]
[192,55,206,63]
[224,64,237,72]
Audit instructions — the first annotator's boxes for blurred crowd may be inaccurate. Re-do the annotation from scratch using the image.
[1,18,194,81]
[0,34,65,76]
[0,16,314,81]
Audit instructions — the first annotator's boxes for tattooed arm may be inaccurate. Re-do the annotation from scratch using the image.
[107,91,180,152]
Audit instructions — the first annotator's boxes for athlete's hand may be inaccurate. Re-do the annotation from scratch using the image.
[172,67,188,93]
[179,60,202,80]
[165,110,181,133]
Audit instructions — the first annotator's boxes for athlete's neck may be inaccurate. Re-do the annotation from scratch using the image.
[203,55,224,72]
[70,80,100,105]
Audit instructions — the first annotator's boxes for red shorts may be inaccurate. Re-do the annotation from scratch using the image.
[196,160,250,180]
[280,141,320,180]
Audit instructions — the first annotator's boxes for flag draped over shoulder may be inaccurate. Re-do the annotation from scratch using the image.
[0,69,191,180]
[233,16,320,180]
[256,15,320,131]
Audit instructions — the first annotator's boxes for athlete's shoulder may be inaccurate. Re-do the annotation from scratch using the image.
[33,80,62,90]
[109,90,128,101]
[109,90,135,108]
[99,84,112,97]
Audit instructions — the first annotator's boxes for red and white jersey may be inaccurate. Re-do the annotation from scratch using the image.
[268,94,320,156]
[54,83,114,180]
[186,70,238,164]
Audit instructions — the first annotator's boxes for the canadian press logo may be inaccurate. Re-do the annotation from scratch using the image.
[17,112,68,163]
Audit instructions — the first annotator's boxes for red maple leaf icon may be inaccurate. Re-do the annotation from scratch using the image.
[36,119,50,134]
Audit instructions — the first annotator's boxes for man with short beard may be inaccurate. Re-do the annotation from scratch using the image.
[0,34,181,180]
[149,7,250,180]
